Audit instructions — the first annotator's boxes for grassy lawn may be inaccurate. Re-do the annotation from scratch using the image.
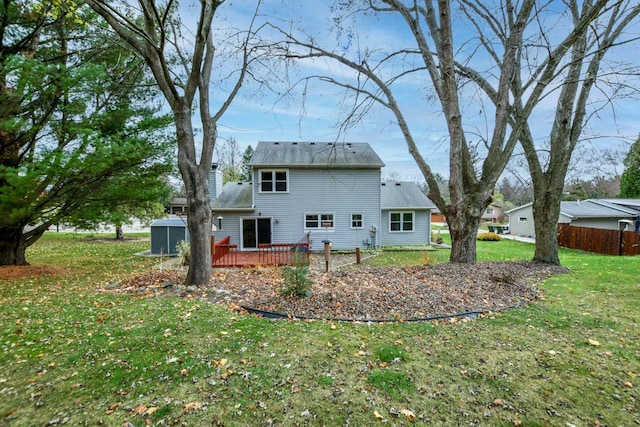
[1,233,638,426]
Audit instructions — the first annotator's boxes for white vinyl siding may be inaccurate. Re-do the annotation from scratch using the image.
[380,210,430,246]
[252,168,381,250]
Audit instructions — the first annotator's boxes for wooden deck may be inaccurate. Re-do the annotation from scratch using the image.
[214,250,263,268]
[212,243,310,268]
[212,234,310,268]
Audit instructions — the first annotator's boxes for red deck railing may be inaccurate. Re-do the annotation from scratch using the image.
[258,242,310,266]
[212,234,310,268]
[212,236,238,267]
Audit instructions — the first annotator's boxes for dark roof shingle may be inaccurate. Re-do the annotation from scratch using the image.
[249,141,385,168]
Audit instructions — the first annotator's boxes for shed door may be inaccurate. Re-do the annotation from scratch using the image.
[242,218,271,249]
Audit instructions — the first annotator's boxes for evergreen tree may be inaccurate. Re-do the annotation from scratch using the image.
[619,136,640,198]
[0,1,172,263]
[241,145,254,182]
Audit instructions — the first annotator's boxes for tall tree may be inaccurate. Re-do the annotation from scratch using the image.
[508,0,640,264]
[619,135,640,198]
[241,145,254,182]
[215,137,242,184]
[87,0,265,285]
[275,0,535,263]
[64,114,176,240]
[0,0,172,264]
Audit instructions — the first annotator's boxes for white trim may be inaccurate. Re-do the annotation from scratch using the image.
[389,210,415,232]
[257,169,289,193]
[304,212,335,230]
[350,213,364,229]
[239,216,272,251]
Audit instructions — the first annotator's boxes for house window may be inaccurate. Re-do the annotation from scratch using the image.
[486,208,494,215]
[351,213,363,229]
[305,213,334,229]
[259,169,288,192]
[390,211,414,232]
[518,217,528,222]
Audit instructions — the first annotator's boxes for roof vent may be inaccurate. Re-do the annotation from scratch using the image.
[381,183,386,186]
[274,142,280,145]
[395,182,401,186]
[237,182,243,185]
[292,142,298,145]
[310,142,315,145]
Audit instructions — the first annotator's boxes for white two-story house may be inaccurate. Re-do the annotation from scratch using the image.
[210,141,435,251]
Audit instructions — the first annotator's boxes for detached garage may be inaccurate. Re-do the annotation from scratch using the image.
[150,217,189,255]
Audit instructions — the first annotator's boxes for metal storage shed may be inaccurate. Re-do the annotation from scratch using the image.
[150,217,189,255]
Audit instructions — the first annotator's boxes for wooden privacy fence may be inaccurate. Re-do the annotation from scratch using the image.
[557,223,640,256]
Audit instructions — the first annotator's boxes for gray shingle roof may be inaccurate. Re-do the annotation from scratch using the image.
[249,141,385,168]
[560,200,639,219]
[211,182,254,210]
[381,181,435,210]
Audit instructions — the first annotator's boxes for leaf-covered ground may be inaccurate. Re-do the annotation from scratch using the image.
[110,257,567,321]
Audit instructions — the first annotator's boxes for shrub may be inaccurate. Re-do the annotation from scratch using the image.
[431,232,444,244]
[176,240,190,265]
[477,232,501,241]
[280,265,313,297]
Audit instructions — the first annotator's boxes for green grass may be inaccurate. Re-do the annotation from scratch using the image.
[1,232,639,426]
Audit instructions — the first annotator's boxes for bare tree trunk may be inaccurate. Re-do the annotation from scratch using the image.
[447,214,480,264]
[115,224,124,240]
[0,227,28,265]
[176,111,212,285]
[531,192,561,265]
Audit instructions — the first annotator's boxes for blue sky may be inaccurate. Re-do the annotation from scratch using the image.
[176,0,640,182]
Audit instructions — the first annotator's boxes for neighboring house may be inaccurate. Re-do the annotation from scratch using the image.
[431,207,446,223]
[169,197,187,215]
[506,199,640,237]
[211,141,435,251]
[481,203,505,223]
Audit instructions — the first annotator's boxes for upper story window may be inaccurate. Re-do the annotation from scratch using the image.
[390,211,414,232]
[486,208,494,215]
[518,217,528,222]
[259,169,288,193]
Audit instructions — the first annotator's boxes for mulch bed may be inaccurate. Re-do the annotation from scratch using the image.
[111,260,568,322]
[0,265,69,279]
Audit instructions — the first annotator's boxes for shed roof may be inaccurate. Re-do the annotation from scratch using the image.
[249,141,385,168]
[150,216,188,227]
[560,200,640,219]
[211,182,254,211]
[600,198,640,212]
[381,181,435,210]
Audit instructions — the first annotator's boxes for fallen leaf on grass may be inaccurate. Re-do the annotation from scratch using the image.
[623,381,633,388]
[588,339,601,346]
[183,402,202,412]
[373,410,384,420]
[400,409,416,422]
[105,402,120,414]
[132,404,147,415]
